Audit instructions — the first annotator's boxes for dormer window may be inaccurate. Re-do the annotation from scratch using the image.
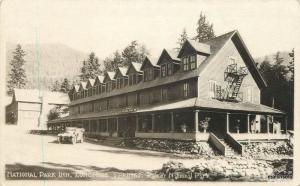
[183,57,189,71]
[161,64,166,77]
[144,68,153,81]
[106,81,113,92]
[190,55,196,70]
[116,78,124,89]
[167,63,173,75]
[129,74,138,85]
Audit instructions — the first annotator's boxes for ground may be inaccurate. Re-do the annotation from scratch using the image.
[1,125,293,183]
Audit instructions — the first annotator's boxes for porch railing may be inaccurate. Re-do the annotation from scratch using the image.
[208,133,226,155]
[225,132,244,155]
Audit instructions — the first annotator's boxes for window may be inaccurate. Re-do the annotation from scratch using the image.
[167,63,172,75]
[229,56,236,65]
[183,57,189,71]
[106,82,112,92]
[161,65,166,77]
[190,55,196,70]
[101,83,106,92]
[183,83,189,98]
[161,88,168,101]
[144,68,153,81]
[209,80,216,98]
[92,87,96,95]
[81,91,84,98]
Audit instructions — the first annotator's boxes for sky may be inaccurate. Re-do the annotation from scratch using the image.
[1,0,300,59]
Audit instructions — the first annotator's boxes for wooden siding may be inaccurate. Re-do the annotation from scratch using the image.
[198,39,260,104]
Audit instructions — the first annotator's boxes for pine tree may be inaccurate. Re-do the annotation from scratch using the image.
[288,48,294,81]
[79,52,102,81]
[194,12,215,42]
[103,50,123,72]
[7,44,27,96]
[122,40,148,66]
[60,78,71,93]
[176,28,189,51]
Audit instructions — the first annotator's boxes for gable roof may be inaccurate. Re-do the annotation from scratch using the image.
[140,56,159,70]
[95,75,105,85]
[13,89,70,105]
[126,62,143,74]
[230,31,267,88]
[114,67,128,78]
[86,79,95,88]
[178,39,211,58]
[157,49,180,65]
[104,71,116,82]
[79,82,87,91]
[70,30,267,105]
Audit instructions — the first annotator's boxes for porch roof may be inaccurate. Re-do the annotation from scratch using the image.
[49,98,285,124]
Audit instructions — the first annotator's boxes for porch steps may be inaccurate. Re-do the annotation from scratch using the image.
[220,139,239,156]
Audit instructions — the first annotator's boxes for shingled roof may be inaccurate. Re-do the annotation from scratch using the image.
[13,89,70,105]
[70,30,267,106]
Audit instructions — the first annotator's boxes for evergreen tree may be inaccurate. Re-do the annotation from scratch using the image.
[60,78,71,93]
[176,28,189,51]
[7,44,27,96]
[194,12,215,42]
[122,40,148,66]
[103,50,123,72]
[288,48,294,81]
[79,52,102,81]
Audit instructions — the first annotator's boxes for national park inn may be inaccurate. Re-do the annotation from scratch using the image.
[48,30,288,154]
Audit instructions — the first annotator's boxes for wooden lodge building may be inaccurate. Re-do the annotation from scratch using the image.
[48,30,288,147]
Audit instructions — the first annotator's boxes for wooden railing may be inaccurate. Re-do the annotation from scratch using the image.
[208,133,226,155]
[225,133,244,155]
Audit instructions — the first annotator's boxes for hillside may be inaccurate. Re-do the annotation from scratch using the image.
[6,43,88,90]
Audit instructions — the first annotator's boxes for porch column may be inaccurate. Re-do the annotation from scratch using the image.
[96,120,100,133]
[116,118,119,132]
[136,115,139,132]
[170,112,175,132]
[226,113,230,133]
[247,114,250,133]
[266,115,270,134]
[106,118,109,133]
[194,110,199,132]
[284,116,288,134]
[151,114,155,132]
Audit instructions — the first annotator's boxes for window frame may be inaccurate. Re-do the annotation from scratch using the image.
[183,57,189,71]
[161,64,166,77]
[167,63,173,75]
[183,83,189,98]
[189,55,196,70]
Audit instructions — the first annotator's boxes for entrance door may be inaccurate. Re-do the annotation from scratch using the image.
[206,113,226,138]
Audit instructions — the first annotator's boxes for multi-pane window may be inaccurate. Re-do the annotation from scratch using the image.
[190,55,196,70]
[183,83,189,98]
[161,65,166,77]
[144,68,154,81]
[208,80,221,99]
[102,84,106,93]
[167,63,173,75]
[116,78,124,89]
[106,82,112,92]
[92,87,96,95]
[183,57,189,71]
[161,88,168,101]
[129,74,138,85]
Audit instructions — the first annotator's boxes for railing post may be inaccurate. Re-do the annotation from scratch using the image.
[116,117,119,133]
[226,113,230,133]
[247,114,250,133]
[106,118,109,133]
[284,116,288,134]
[266,115,270,134]
[151,114,155,132]
[170,112,174,132]
[194,110,199,132]
[136,115,139,132]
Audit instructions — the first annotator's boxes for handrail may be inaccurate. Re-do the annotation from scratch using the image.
[225,133,244,155]
[208,133,226,155]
